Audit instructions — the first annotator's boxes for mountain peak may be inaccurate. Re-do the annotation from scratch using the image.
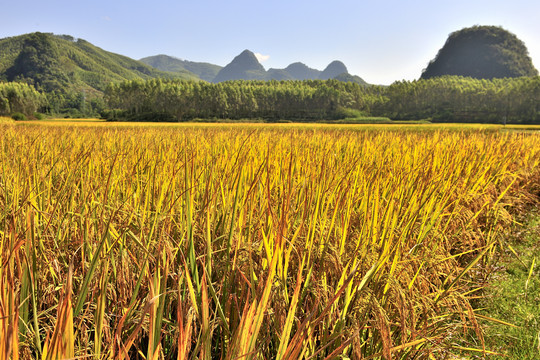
[213,49,266,82]
[229,50,265,71]
[238,49,255,56]
[319,61,348,80]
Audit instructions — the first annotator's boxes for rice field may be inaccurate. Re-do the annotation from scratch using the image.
[1,121,540,359]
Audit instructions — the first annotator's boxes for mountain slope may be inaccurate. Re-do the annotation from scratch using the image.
[0,32,197,94]
[266,68,294,80]
[333,73,369,86]
[213,50,268,82]
[421,25,538,79]
[283,62,321,80]
[140,54,222,82]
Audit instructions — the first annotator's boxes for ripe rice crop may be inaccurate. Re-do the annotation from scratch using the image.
[1,122,539,359]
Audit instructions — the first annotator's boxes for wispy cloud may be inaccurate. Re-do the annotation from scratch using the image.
[101,15,112,21]
[255,52,270,62]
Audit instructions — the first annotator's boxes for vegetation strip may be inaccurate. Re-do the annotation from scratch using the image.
[473,209,540,359]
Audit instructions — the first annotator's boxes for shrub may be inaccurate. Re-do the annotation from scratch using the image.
[127,112,178,122]
[11,112,27,121]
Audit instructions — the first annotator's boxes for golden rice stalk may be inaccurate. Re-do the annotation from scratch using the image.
[42,263,74,360]
[0,255,20,360]
[176,294,193,360]
[0,217,20,360]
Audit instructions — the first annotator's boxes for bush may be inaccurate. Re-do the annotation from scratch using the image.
[101,109,127,121]
[330,116,394,124]
[334,107,368,119]
[11,112,27,121]
[127,112,178,122]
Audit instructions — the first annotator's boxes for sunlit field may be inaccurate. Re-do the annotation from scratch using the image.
[1,121,540,359]
[0,116,15,124]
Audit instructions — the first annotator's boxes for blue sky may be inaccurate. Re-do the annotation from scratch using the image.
[2,0,539,84]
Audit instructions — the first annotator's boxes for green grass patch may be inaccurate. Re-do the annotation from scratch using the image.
[477,209,540,358]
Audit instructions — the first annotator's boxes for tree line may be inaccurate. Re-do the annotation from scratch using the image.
[374,76,540,123]
[2,76,539,123]
[0,81,45,117]
[0,81,106,119]
[104,79,381,121]
[104,76,540,123]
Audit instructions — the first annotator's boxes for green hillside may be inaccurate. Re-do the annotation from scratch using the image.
[280,62,321,80]
[421,26,538,79]
[333,73,369,86]
[140,54,222,82]
[0,32,197,95]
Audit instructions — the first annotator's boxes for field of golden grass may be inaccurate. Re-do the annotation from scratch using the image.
[1,121,540,359]
[0,116,14,124]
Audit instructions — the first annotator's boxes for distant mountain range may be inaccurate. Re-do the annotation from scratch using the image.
[0,32,368,96]
[141,50,368,85]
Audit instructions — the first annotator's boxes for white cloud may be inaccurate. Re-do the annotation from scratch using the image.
[254,52,270,62]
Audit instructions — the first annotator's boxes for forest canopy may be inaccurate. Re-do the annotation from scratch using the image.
[1,76,538,123]
[104,79,378,121]
[0,82,45,116]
